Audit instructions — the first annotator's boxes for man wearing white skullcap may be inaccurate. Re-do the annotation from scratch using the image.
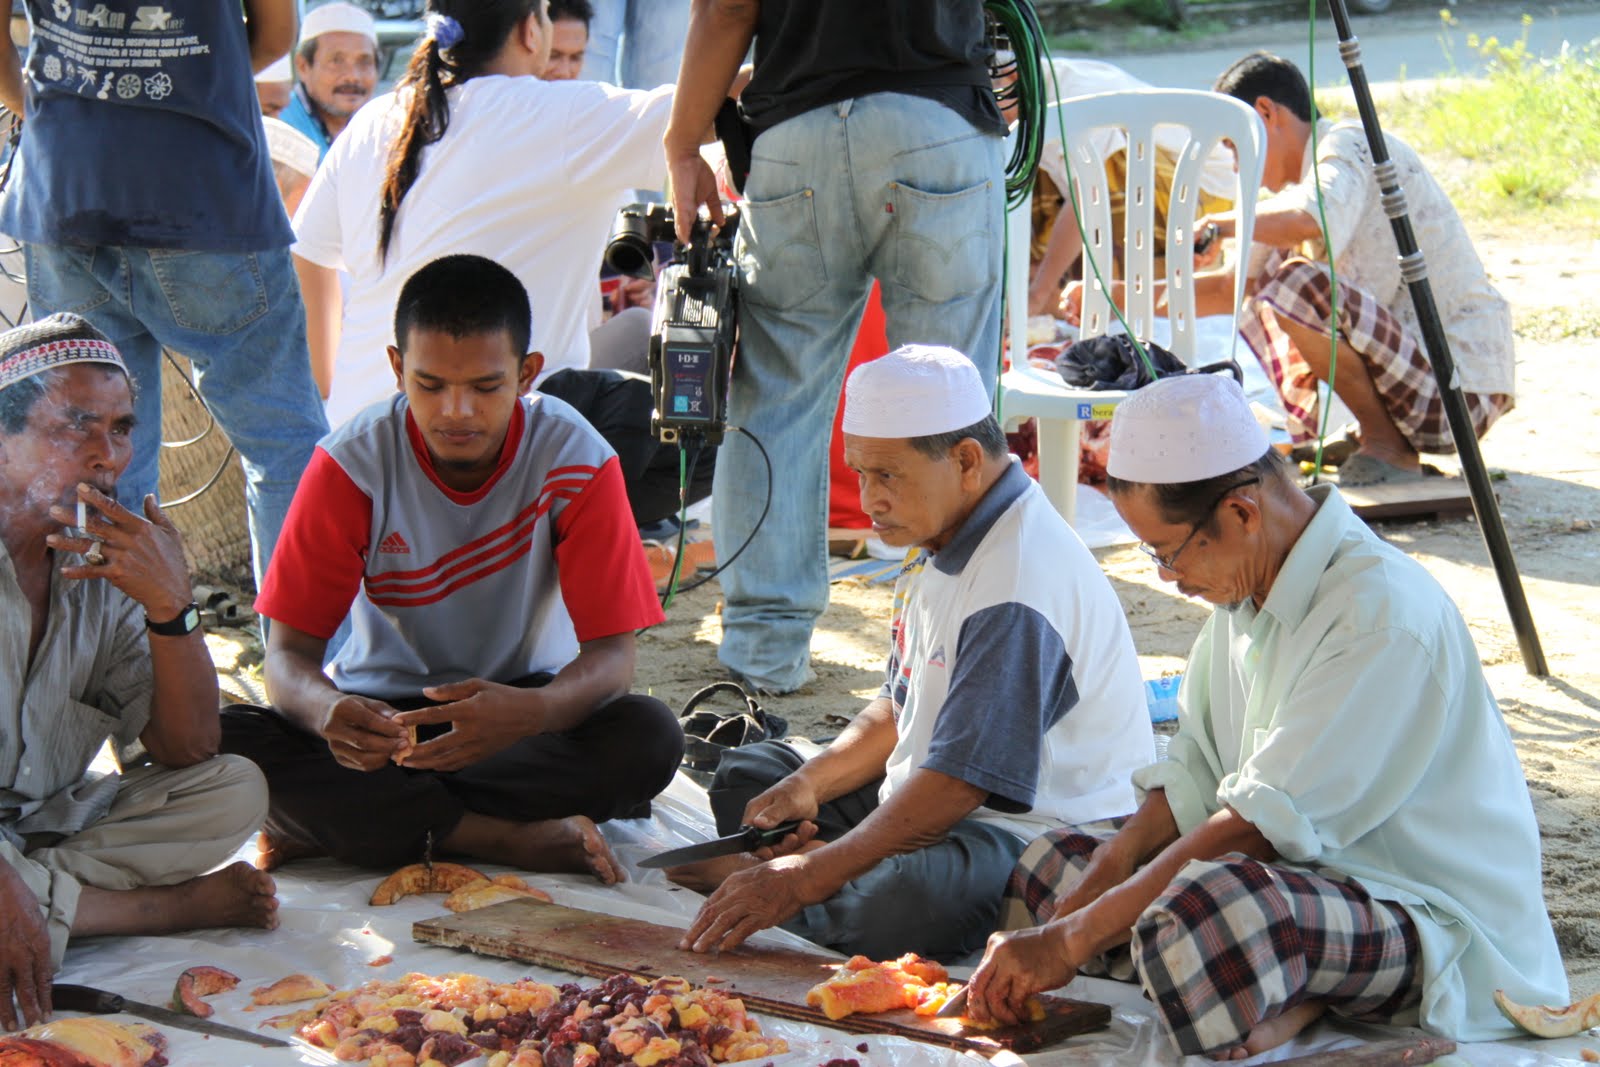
[282,1,380,160]
[673,344,1153,962]
[970,372,1565,1057]
[256,54,295,119]
[0,315,277,1025]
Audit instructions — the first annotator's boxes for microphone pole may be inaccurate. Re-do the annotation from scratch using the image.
[1324,0,1548,676]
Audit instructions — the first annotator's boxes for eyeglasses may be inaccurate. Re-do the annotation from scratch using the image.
[1137,476,1261,571]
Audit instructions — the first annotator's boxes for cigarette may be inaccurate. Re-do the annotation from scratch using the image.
[76,498,87,532]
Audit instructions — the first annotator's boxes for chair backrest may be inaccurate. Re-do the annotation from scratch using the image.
[1005,89,1266,373]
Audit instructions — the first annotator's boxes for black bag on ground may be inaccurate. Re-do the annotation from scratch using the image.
[678,681,789,780]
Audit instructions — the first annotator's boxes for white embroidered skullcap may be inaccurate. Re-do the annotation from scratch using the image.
[1107,373,1269,483]
[842,344,991,440]
[263,117,320,181]
[255,54,293,83]
[0,313,127,393]
[300,2,379,47]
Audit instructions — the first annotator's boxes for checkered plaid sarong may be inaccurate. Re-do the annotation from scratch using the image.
[1240,255,1512,452]
[1133,855,1422,1056]
[1005,832,1421,1056]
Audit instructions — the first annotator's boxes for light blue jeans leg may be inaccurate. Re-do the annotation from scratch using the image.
[714,95,1003,693]
[125,247,328,585]
[621,0,691,88]
[581,0,625,83]
[25,242,327,587]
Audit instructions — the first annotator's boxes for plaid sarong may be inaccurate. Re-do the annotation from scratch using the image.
[1240,255,1512,453]
[1005,831,1421,1056]
[1133,855,1422,1056]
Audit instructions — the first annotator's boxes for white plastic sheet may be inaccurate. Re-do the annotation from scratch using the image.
[50,771,1592,1066]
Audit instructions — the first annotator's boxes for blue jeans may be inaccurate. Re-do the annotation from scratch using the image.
[581,0,691,88]
[714,93,1003,692]
[24,244,329,585]
[711,741,1023,961]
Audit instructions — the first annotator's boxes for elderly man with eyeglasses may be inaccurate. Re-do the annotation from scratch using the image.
[967,373,1566,1060]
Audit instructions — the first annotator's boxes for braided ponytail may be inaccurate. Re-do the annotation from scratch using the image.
[377,0,543,261]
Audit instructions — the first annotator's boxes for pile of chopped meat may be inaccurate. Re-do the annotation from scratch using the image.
[264,970,787,1066]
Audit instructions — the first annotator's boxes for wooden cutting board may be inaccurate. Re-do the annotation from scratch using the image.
[414,899,1110,1055]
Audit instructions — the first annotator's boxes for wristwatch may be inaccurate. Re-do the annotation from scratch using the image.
[146,602,202,637]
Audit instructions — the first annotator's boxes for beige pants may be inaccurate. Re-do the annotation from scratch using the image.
[1,755,267,965]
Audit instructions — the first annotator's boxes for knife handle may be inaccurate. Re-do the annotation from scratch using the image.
[743,820,804,848]
[52,984,125,1014]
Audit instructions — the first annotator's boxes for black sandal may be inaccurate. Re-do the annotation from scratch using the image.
[678,681,789,777]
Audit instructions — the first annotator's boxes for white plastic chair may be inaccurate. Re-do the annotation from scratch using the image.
[1001,89,1266,522]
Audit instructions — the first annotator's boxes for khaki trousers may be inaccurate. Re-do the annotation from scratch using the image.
[1,755,267,964]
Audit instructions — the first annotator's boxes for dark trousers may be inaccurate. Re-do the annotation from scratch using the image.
[710,741,1025,962]
[220,676,684,869]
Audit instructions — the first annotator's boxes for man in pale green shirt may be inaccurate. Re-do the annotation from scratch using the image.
[966,374,1566,1059]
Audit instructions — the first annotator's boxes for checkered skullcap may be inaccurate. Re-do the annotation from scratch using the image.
[0,314,127,394]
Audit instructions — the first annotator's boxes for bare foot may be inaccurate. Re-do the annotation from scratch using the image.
[73,862,279,939]
[1209,1001,1327,1060]
[255,829,325,871]
[443,814,624,886]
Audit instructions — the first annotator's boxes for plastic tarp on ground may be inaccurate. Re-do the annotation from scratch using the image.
[51,772,1592,1066]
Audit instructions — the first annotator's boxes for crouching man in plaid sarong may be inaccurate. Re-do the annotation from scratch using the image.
[966,375,1567,1059]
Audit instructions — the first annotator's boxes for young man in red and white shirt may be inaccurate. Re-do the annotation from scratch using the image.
[222,255,681,882]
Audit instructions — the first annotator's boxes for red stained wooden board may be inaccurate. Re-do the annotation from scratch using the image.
[414,899,1110,1055]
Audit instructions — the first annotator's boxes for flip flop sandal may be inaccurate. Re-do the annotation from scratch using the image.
[678,681,789,775]
[1337,453,1429,488]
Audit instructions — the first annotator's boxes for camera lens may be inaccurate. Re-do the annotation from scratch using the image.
[604,231,655,279]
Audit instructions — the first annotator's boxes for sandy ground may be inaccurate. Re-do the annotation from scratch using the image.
[622,227,1600,1001]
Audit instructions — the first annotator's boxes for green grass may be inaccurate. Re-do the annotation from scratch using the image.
[1337,14,1600,234]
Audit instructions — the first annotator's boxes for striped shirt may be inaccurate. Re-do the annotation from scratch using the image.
[257,392,663,700]
[0,541,152,845]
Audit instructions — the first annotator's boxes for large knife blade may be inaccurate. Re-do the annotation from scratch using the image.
[638,821,804,869]
[933,983,969,1018]
[53,983,294,1048]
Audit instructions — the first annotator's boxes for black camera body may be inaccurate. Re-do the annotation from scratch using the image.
[604,203,741,446]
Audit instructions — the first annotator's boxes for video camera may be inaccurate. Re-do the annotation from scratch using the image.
[603,203,741,446]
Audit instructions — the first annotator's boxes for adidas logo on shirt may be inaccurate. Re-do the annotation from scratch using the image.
[378,531,410,554]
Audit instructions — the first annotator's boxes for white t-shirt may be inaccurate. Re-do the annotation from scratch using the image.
[292,75,673,429]
[879,461,1154,840]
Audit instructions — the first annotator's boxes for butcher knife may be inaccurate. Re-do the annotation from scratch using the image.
[638,821,804,868]
[53,983,296,1049]
[934,984,970,1019]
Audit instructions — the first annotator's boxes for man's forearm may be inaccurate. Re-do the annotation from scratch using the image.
[294,256,340,399]
[0,35,25,116]
[242,0,296,72]
[802,768,987,896]
[264,643,341,736]
[662,0,758,155]
[521,633,635,735]
[789,698,899,805]
[1065,804,1274,959]
[141,623,223,767]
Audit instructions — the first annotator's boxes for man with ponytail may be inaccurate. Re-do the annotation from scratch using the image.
[292,0,678,432]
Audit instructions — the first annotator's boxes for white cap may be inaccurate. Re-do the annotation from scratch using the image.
[263,117,321,180]
[255,54,293,83]
[1107,373,1269,484]
[299,2,379,47]
[842,344,992,440]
